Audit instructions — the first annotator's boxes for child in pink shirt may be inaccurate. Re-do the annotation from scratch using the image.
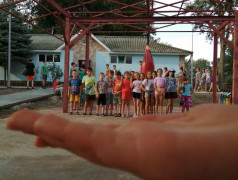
[154,68,166,115]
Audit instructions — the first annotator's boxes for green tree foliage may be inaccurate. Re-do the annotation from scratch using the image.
[30,0,149,36]
[49,62,63,82]
[0,0,32,66]
[185,58,212,80]
[185,0,236,87]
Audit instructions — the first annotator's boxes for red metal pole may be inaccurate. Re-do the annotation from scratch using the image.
[85,33,90,70]
[213,33,218,104]
[63,17,70,113]
[232,11,238,104]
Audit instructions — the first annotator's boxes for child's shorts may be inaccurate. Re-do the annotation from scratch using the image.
[97,94,106,105]
[180,95,192,107]
[42,75,47,80]
[85,94,96,102]
[122,91,131,100]
[27,76,34,81]
[55,87,63,93]
[113,94,122,105]
[70,94,80,102]
[107,92,113,105]
[132,92,141,99]
[145,91,154,98]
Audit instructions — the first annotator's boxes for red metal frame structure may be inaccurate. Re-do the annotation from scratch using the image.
[1,0,238,112]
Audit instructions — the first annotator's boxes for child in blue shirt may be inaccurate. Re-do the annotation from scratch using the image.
[68,70,82,115]
[179,77,193,113]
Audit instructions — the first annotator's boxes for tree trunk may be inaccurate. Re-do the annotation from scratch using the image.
[218,39,225,89]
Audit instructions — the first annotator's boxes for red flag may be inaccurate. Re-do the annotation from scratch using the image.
[140,45,155,74]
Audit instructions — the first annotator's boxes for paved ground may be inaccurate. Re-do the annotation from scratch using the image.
[1,106,182,180]
[0,88,54,109]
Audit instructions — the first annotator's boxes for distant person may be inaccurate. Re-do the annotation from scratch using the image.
[68,70,82,115]
[41,61,49,89]
[121,71,131,118]
[165,68,178,114]
[164,67,169,78]
[69,62,76,79]
[113,65,117,75]
[106,64,111,78]
[106,70,114,116]
[177,66,184,87]
[179,77,193,113]
[132,72,142,117]
[95,73,108,116]
[195,67,201,91]
[53,77,64,98]
[208,70,221,92]
[22,59,36,89]
[130,71,135,81]
[112,71,122,117]
[82,67,96,115]
[200,69,206,91]
[154,68,166,115]
[80,61,86,70]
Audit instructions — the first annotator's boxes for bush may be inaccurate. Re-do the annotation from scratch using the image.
[49,62,63,82]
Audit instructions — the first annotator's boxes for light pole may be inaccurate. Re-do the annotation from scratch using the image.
[7,10,11,88]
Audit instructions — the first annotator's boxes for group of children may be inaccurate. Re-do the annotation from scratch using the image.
[68,66,194,117]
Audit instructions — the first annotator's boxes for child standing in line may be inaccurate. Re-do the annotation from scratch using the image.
[200,69,206,91]
[141,71,154,115]
[41,61,49,89]
[179,77,193,112]
[195,67,201,91]
[132,72,142,117]
[82,67,96,115]
[68,70,82,115]
[140,73,145,115]
[106,64,111,78]
[112,71,122,117]
[95,72,108,116]
[121,71,132,118]
[177,66,184,87]
[165,68,178,114]
[154,68,166,115]
[205,69,211,92]
[106,70,114,116]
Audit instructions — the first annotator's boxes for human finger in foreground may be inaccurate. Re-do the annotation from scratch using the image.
[7,105,238,180]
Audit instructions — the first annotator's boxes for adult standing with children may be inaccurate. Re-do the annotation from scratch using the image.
[22,59,36,89]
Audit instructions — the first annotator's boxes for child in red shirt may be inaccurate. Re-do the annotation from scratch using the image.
[121,71,132,117]
[53,77,64,98]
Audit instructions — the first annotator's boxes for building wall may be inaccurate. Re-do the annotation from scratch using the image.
[0,50,74,83]
[96,52,180,80]
[71,36,107,73]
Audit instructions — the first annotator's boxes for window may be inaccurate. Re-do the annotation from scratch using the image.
[47,55,53,62]
[118,56,125,64]
[126,56,132,64]
[54,54,60,62]
[39,54,61,62]
[111,56,117,63]
[39,54,46,62]
[110,55,132,64]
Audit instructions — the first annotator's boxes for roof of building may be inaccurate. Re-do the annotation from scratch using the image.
[29,34,64,51]
[95,36,192,55]
[29,34,192,55]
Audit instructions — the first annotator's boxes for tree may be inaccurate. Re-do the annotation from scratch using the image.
[29,0,150,36]
[0,0,32,85]
[185,0,237,88]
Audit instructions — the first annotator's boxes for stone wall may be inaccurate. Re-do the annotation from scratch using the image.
[71,36,107,74]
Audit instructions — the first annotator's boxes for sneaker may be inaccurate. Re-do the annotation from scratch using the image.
[89,112,93,115]
[117,113,121,117]
[114,113,117,117]
[83,112,87,115]
[96,113,99,116]
[32,87,34,89]
[68,112,73,115]
[101,113,105,117]
[105,113,109,116]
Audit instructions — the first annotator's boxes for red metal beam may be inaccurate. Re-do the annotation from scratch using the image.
[63,17,71,113]
[232,11,238,104]
[71,16,235,23]
[208,22,234,50]
[70,23,94,49]
[213,34,218,103]
[212,21,230,36]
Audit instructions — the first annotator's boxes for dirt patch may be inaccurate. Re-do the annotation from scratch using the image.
[0,88,28,96]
